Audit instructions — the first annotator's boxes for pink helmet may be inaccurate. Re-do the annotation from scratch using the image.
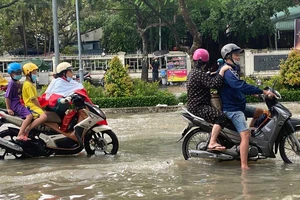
[193,48,209,62]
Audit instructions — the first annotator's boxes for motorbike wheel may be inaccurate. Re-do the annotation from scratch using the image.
[182,128,210,160]
[0,129,26,159]
[279,127,300,163]
[84,130,119,156]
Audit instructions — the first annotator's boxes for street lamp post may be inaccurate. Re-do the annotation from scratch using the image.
[52,0,60,72]
[75,0,84,83]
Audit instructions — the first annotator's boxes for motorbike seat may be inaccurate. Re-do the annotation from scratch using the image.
[0,108,8,114]
[180,106,210,127]
[46,111,62,123]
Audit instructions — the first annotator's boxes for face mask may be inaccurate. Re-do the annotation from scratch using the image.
[67,77,73,82]
[233,59,240,66]
[31,74,37,82]
[13,75,22,81]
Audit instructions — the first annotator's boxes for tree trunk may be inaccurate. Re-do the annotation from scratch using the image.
[21,11,28,56]
[140,32,149,81]
[141,0,180,48]
[178,0,202,56]
[48,34,52,54]
[35,5,39,55]
[17,25,27,56]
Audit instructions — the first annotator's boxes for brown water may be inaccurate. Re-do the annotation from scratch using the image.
[1,111,300,199]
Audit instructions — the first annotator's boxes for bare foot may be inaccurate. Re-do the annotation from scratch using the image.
[241,166,250,170]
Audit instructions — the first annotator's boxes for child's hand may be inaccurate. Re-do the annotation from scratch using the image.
[7,109,14,115]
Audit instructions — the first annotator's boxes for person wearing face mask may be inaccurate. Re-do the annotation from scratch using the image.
[219,43,274,170]
[149,57,160,82]
[22,62,47,137]
[5,62,33,140]
[44,62,83,116]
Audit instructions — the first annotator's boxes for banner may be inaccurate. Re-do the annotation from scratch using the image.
[294,19,300,49]
[167,69,187,82]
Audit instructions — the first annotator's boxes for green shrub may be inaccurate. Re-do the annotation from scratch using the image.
[38,85,48,96]
[132,78,160,96]
[82,81,105,98]
[177,90,300,105]
[279,49,300,89]
[104,56,133,97]
[178,93,187,104]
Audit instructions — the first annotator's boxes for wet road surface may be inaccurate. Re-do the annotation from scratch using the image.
[1,107,300,199]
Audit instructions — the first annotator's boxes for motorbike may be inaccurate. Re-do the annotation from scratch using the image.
[75,68,107,87]
[0,90,119,160]
[75,71,93,84]
[179,82,300,164]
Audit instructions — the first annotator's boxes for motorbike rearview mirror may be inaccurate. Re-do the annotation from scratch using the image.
[256,78,262,86]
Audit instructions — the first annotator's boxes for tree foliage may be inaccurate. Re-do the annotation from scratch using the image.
[279,49,300,89]
[0,0,296,56]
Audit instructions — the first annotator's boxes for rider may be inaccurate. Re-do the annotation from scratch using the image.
[44,62,84,116]
[219,43,274,170]
[22,62,47,136]
[5,62,33,140]
[187,48,231,151]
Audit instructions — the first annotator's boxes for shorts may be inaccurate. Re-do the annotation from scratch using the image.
[12,103,31,119]
[28,106,45,119]
[224,106,256,133]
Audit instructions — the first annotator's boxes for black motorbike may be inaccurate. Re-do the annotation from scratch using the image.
[75,68,107,87]
[179,82,300,163]
[75,71,93,84]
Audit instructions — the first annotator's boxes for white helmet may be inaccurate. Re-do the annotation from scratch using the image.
[56,62,72,74]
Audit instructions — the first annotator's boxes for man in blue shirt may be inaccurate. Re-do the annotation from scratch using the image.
[219,43,274,170]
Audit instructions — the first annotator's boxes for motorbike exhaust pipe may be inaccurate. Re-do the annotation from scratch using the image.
[189,150,234,160]
[0,138,23,154]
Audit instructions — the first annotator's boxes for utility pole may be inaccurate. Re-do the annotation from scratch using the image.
[75,0,83,83]
[52,0,60,72]
[159,8,162,68]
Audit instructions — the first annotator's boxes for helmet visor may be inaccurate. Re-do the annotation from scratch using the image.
[232,49,244,54]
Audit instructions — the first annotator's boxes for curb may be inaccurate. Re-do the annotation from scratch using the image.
[102,105,181,114]
[101,101,300,115]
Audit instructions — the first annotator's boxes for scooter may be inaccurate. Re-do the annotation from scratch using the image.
[179,82,300,163]
[75,71,93,84]
[0,90,119,159]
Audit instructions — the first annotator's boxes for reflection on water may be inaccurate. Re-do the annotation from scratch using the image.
[1,112,300,199]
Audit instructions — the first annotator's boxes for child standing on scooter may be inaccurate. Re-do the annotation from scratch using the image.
[21,63,47,136]
[5,62,33,141]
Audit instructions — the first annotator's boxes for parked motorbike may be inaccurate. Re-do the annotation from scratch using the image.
[75,68,107,87]
[0,90,119,159]
[98,67,107,88]
[75,71,93,84]
[179,82,300,163]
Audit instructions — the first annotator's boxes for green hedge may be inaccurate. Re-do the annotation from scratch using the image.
[178,90,300,104]
[0,94,178,109]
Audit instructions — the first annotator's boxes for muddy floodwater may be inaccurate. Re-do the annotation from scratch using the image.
[1,108,300,199]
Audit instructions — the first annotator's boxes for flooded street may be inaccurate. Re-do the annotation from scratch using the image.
[1,110,300,199]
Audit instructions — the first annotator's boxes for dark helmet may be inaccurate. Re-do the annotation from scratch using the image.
[221,43,244,59]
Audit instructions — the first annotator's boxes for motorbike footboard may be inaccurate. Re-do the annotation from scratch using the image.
[189,149,235,160]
